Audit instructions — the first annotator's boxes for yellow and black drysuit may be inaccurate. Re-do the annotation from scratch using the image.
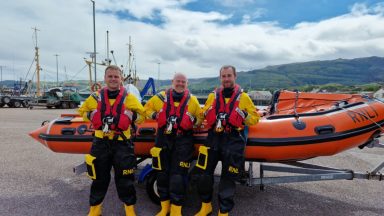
[145,89,202,215]
[195,85,259,215]
[78,86,145,215]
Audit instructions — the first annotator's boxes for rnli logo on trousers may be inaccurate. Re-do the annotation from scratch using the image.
[123,169,134,175]
[179,161,191,168]
[228,166,239,174]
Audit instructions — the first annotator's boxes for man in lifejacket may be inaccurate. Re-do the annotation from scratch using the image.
[78,65,145,216]
[144,72,203,216]
[195,65,260,216]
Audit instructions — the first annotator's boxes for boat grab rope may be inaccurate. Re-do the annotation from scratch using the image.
[280,93,347,113]
[340,106,384,133]
[288,94,383,133]
[278,100,340,113]
[293,90,299,117]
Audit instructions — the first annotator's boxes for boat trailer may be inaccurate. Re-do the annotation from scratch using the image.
[244,139,383,190]
[73,139,383,204]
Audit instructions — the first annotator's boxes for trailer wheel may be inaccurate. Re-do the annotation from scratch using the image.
[46,106,53,109]
[22,100,29,108]
[12,100,21,108]
[146,172,160,205]
[2,96,10,104]
[61,102,69,109]
[69,102,77,109]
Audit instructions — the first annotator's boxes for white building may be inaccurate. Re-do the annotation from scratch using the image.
[248,90,272,106]
[373,88,384,100]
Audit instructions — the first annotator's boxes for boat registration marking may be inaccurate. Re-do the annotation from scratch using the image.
[320,175,334,180]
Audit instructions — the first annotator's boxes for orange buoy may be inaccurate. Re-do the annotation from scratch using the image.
[91,82,102,92]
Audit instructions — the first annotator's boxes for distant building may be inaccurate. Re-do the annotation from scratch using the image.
[195,91,272,106]
[248,90,272,106]
[310,88,325,93]
[360,91,374,98]
[373,88,384,99]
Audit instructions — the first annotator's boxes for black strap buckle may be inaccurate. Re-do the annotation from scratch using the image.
[103,115,114,125]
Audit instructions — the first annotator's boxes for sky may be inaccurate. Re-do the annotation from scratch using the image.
[0,0,384,84]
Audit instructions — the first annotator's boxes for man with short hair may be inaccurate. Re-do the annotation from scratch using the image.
[79,65,145,216]
[145,72,203,216]
[195,65,260,216]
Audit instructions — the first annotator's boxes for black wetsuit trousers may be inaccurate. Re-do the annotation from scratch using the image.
[154,128,194,206]
[89,137,136,206]
[196,129,246,213]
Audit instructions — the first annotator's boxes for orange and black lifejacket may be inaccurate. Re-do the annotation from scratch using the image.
[205,84,244,130]
[91,87,131,132]
[158,89,195,132]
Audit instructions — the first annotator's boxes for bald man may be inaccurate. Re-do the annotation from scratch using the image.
[144,73,203,216]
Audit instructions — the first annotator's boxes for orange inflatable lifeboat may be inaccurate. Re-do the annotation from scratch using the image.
[29,90,384,162]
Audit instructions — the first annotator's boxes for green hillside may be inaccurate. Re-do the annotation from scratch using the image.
[2,56,383,93]
[186,56,384,92]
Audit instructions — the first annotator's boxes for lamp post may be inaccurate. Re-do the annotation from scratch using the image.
[0,65,5,84]
[54,54,59,86]
[90,0,97,83]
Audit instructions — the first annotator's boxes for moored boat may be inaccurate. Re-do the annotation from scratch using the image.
[29,90,384,162]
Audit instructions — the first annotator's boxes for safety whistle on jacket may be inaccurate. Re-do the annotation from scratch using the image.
[165,123,173,134]
[215,119,224,133]
[102,124,109,133]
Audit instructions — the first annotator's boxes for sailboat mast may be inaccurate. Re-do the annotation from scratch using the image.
[134,56,137,85]
[128,36,132,79]
[106,30,110,65]
[32,27,41,96]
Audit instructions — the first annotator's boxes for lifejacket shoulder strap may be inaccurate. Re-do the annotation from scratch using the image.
[215,86,241,114]
[215,88,221,113]
[165,89,190,120]
[99,88,107,121]
[99,87,128,118]
[228,87,242,114]
[112,87,128,130]
[165,89,172,117]
[178,92,191,121]
[115,88,128,114]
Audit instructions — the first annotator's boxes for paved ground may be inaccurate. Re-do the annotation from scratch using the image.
[0,107,383,216]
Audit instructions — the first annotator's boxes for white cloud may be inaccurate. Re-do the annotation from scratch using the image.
[0,1,383,84]
[216,0,259,8]
[242,8,268,23]
[351,3,370,15]
[373,2,384,14]
[97,0,195,19]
